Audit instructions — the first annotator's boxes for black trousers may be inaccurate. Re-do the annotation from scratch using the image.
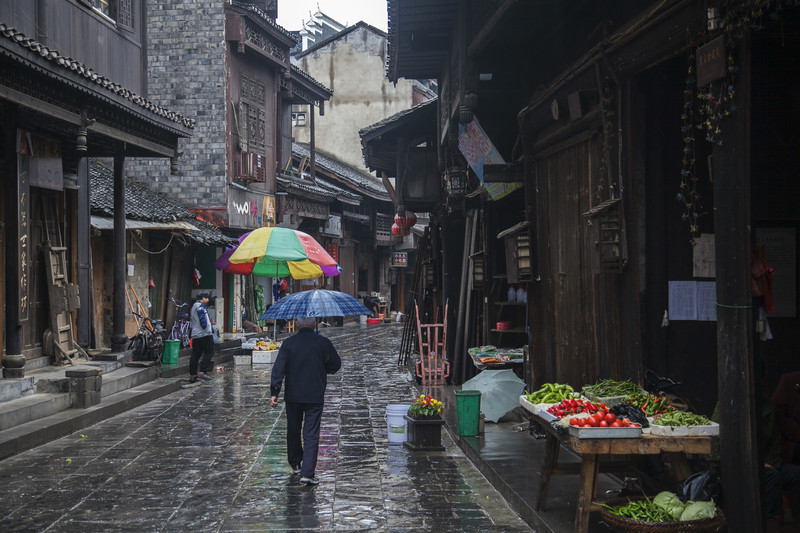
[189,335,214,376]
[285,401,323,478]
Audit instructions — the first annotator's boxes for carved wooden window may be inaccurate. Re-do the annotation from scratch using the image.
[240,75,266,154]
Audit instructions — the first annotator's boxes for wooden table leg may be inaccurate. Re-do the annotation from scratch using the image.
[536,433,560,511]
[574,453,600,533]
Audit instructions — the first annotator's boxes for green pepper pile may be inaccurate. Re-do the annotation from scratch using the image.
[525,383,577,404]
[599,498,675,522]
[624,392,674,416]
[651,410,711,427]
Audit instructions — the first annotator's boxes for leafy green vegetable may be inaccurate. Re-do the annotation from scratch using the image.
[652,411,711,427]
[653,491,685,520]
[680,500,716,521]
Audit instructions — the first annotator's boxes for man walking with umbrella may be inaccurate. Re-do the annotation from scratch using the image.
[270,317,341,486]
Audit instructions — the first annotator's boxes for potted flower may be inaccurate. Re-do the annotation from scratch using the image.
[403,394,446,451]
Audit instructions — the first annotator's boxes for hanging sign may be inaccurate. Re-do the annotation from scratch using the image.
[28,134,63,191]
[458,117,520,201]
[391,252,408,268]
[696,35,727,87]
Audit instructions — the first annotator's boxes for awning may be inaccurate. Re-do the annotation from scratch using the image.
[91,216,198,232]
[90,216,233,246]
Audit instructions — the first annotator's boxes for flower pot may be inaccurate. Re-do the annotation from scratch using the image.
[403,415,445,451]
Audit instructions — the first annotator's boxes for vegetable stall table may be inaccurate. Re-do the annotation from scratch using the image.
[529,411,714,533]
[467,345,524,369]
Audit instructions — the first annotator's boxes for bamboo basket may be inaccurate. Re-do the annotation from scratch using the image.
[599,497,725,533]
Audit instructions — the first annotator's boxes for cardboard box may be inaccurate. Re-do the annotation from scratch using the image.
[252,349,278,364]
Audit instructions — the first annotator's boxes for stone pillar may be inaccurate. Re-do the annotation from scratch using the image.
[67,368,102,408]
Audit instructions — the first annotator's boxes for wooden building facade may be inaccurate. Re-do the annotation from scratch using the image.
[383,1,800,529]
[1,1,192,372]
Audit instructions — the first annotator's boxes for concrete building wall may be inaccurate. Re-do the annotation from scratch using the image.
[293,25,420,173]
[127,1,228,209]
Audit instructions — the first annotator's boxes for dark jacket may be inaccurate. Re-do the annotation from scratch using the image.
[270,328,341,403]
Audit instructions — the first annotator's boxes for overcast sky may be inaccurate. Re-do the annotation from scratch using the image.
[277,0,389,32]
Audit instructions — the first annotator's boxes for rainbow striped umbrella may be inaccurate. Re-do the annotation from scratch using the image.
[225,227,340,280]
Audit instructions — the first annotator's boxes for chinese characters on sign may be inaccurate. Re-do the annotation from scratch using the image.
[325,243,339,264]
[391,252,408,267]
[17,129,31,323]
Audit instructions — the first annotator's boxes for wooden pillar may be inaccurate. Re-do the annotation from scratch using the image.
[111,145,129,353]
[76,156,91,348]
[3,115,26,377]
[713,33,760,532]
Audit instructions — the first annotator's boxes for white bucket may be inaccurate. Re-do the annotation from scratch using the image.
[386,404,410,444]
[360,315,368,324]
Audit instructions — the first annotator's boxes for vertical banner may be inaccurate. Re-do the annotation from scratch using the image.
[16,130,31,323]
[263,195,276,227]
[325,243,339,264]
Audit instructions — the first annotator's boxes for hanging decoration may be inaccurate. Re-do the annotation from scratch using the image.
[677,0,796,244]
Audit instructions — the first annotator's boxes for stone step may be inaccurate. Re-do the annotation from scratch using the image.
[0,379,183,461]
[0,377,35,402]
[0,340,244,460]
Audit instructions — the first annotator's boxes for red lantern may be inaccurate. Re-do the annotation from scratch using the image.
[404,211,417,227]
[402,225,411,236]
[394,213,405,226]
[391,223,404,235]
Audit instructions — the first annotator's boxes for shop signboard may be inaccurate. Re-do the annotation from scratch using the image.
[228,187,263,229]
[323,214,342,237]
[28,134,63,191]
[391,252,408,267]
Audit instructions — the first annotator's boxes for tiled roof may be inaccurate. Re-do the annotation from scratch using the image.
[290,64,332,97]
[292,142,390,201]
[89,160,233,246]
[230,1,297,43]
[0,24,194,129]
[359,97,437,137]
[276,175,337,202]
[294,21,387,59]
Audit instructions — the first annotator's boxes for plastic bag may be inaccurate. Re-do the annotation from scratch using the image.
[609,403,649,427]
[678,469,721,503]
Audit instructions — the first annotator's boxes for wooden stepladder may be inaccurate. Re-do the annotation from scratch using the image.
[414,300,450,385]
[43,242,88,365]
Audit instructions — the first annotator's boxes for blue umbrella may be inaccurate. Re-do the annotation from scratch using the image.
[260,289,372,320]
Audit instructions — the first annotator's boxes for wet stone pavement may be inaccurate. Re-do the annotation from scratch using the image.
[0,324,533,532]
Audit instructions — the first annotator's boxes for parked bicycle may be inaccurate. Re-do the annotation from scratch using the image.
[166,297,192,347]
[128,312,167,363]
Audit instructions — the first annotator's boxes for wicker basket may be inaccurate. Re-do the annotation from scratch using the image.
[599,497,726,533]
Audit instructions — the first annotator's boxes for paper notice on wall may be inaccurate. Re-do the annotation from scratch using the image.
[668,280,717,321]
[696,281,717,321]
[692,233,716,278]
[668,281,697,320]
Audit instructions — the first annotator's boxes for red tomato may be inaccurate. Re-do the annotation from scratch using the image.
[611,420,622,428]
[599,420,609,427]
[589,414,601,427]
[605,413,617,423]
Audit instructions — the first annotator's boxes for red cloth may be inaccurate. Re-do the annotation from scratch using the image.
[771,371,800,464]
[751,245,776,313]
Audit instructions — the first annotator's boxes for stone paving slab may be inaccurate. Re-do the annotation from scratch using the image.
[0,324,532,532]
